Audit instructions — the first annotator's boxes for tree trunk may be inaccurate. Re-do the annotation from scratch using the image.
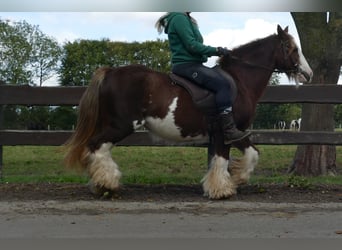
[289,104,337,176]
[289,12,342,176]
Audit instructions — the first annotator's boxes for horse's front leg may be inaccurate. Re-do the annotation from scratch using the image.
[229,137,259,186]
[201,134,236,199]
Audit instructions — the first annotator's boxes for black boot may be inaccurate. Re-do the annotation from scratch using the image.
[219,112,251,144]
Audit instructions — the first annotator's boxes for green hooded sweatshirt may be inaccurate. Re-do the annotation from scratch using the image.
[161,12,218,65]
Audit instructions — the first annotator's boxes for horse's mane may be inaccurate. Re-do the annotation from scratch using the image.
[218,33,278,68]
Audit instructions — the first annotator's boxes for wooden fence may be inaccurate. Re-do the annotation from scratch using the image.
[1,84,342,176]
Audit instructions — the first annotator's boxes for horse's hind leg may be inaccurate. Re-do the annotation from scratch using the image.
[87,142,121,195]
[85,127,132,195]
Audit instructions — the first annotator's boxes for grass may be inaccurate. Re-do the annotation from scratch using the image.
[1,146,88,183]
[1,145,342,185]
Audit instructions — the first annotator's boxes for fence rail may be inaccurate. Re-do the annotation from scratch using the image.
[1,84,342,176]
[1,130,342,146]
[1,84,342,105]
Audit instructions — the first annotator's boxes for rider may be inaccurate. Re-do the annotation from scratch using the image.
[155,12,250,144]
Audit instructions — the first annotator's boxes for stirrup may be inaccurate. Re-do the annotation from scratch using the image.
[223,130,251,144]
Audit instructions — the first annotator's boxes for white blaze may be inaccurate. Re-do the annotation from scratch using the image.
[298,49,313,81]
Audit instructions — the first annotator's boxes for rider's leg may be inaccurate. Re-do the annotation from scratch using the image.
[172,63,250,144]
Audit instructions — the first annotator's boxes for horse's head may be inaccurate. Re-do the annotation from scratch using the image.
[275,25,313,83]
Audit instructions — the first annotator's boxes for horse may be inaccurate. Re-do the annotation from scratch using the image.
[290,118,301,131]
[63,25,313,199]
[276,120,286,130]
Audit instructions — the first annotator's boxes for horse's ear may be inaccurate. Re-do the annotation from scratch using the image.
[277,24,282,34]
[277,25,288,38]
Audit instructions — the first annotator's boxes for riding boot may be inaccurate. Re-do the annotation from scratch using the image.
[219,111,251,144]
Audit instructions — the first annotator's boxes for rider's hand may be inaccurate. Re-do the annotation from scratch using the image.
[217,47,232,58]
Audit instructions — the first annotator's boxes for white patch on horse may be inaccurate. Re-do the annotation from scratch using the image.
[145,97,206,142]
[229,146,259,185]
[297,47,313,83]
[299,50,312,75]
[201,155,236,199]
[87,142,121,191]
[133,120,146,130]
[243,146,259,177]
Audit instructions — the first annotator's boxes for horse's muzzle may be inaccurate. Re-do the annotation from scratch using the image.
[298,67,313,83]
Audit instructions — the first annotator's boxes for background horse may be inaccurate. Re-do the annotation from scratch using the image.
[64,25,312,199]
[276,121,286,130]
[290,118,302,131]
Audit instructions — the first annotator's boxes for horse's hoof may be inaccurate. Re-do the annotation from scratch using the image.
[87,181,117,198]
[203,189,236,200]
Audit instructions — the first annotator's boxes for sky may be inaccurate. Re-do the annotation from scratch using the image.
[0,12,297,45]
[0,11,340,85]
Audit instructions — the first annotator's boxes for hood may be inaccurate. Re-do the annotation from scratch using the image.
[162,12,184,34]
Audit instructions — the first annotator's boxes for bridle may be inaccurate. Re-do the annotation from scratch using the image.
[231,56,299,75]
[229,39,300,75]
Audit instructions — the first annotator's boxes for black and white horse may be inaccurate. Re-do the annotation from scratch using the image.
[290,118,301,131]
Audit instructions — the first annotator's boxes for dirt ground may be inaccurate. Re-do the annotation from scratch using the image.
[1,183,342,203]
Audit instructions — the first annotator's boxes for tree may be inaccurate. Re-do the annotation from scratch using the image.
[130,40,171,71]
[335,104,342,128]
[0,19,62,86]
[0,18,63,131]
[49,106,77,130]
[59,39,113,86]
[289,12,342,176]
[59,39,170,86]
[0,19,33,84]
[19,106,50,130]
[30,30,62,86]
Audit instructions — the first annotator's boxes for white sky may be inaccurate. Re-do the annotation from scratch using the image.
[0,12,340,85]
[0,12,297,45]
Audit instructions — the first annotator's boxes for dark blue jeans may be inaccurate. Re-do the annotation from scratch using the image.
[172,63,234,113]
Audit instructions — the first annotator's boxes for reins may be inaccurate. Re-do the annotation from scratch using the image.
[230,55,299,75]
[225,37,299,75]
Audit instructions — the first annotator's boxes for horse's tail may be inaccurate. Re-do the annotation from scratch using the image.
[63,67,108,171]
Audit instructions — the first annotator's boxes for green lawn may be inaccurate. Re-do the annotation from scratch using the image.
[1,145,342,185]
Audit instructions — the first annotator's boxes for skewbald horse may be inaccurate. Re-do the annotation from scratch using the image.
[64,25,313,199]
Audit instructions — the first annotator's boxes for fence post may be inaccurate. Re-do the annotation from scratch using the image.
[0,145,2,180]
[0,81,4,180]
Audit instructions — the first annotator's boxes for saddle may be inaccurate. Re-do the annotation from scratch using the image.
[169,66,237,115]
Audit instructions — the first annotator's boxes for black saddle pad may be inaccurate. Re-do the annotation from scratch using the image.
[169,66,237,115]
[169,73,216,114]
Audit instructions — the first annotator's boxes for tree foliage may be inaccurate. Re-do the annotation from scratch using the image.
[0,18,63,131]
[31,30,62,86]
[253,74,301,129]
[254,103,301,129]
[59,39,112,86]
[0,19,34,84]
[0,18,62,86]
[59,39,170,86]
